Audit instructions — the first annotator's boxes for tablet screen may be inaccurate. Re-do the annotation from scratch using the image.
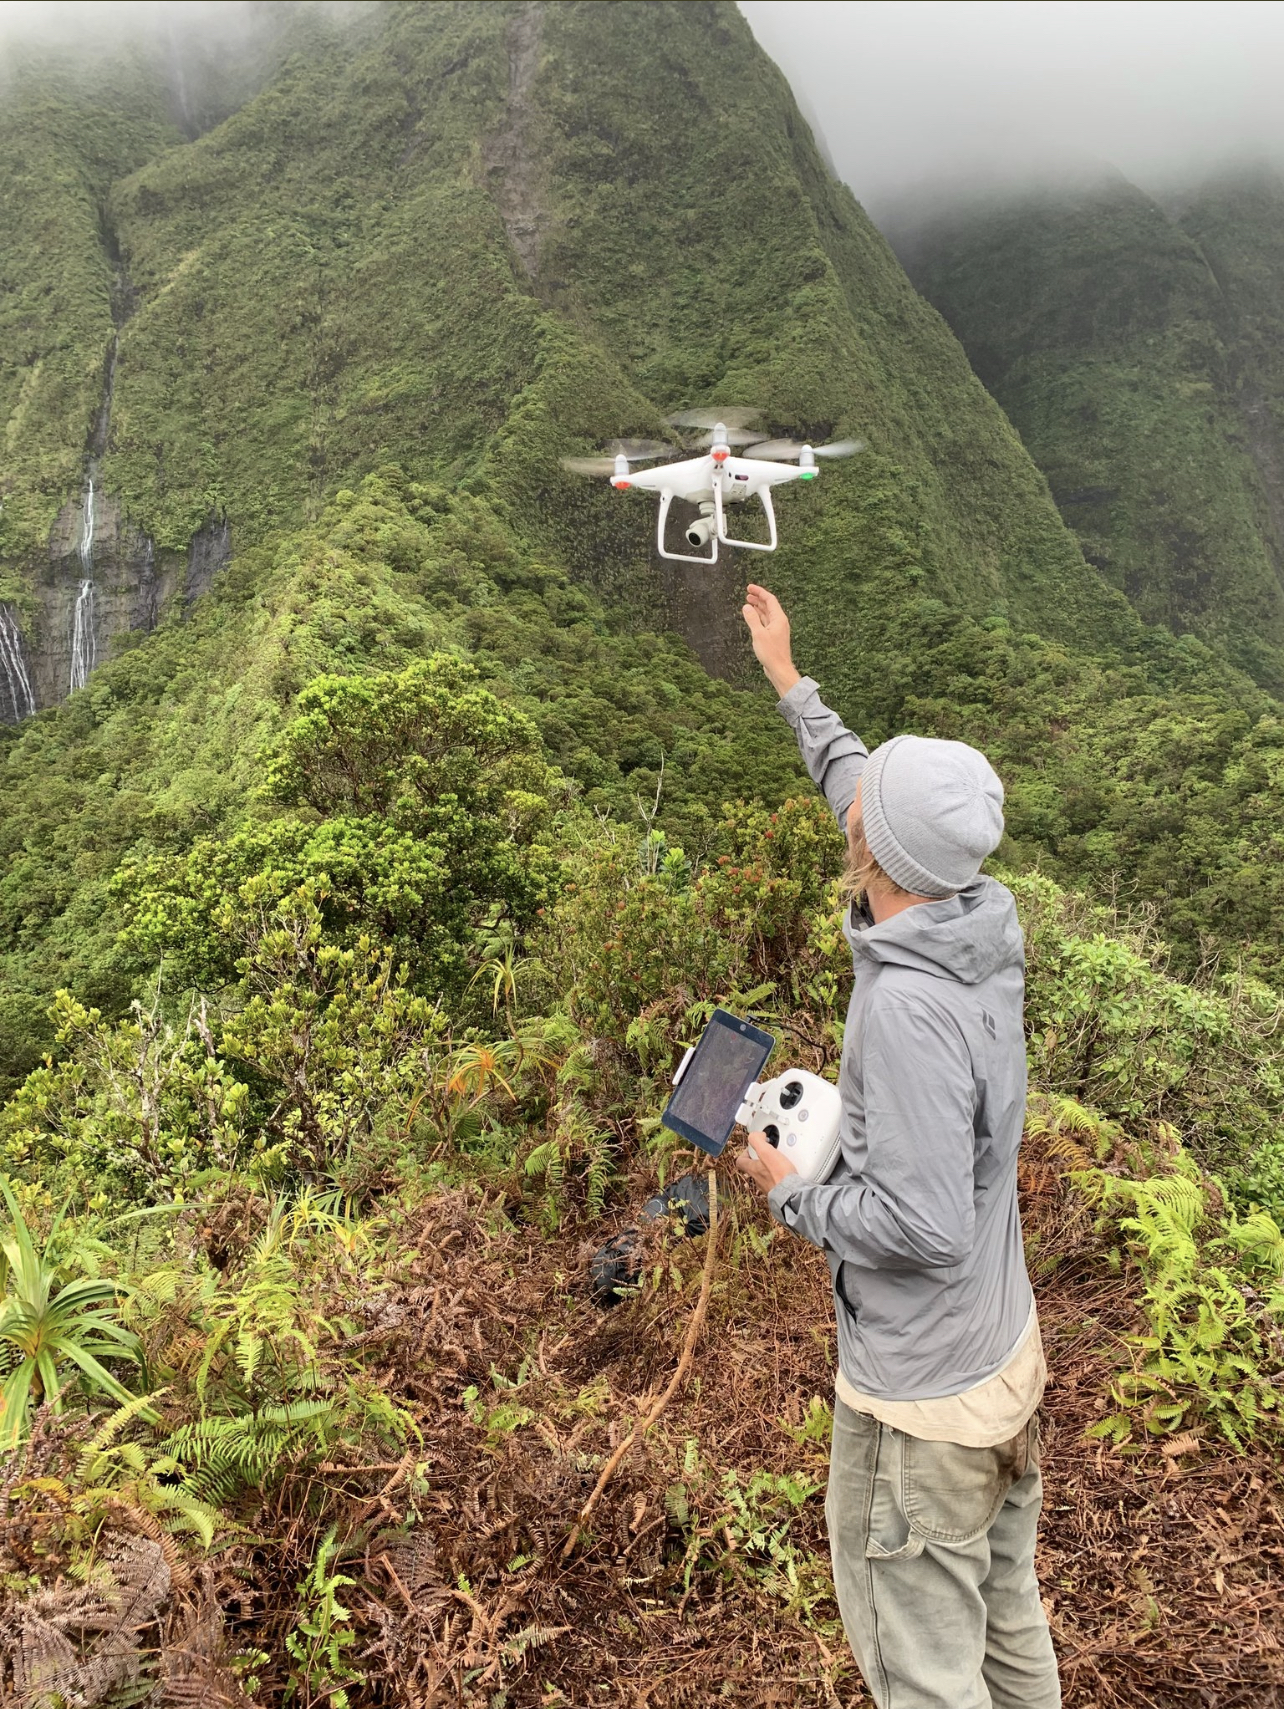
[662,1009,775,1156]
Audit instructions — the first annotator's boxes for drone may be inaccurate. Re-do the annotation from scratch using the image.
[560,408,862,564]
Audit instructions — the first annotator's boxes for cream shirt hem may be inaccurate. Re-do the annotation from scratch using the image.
[834,1301,1046,1449]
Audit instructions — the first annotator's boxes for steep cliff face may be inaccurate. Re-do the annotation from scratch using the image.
[892,170,1284,691]
[16,0,1132,748]
[8,2,1284,1075]
[1179,168,1284,585]
[0,8,314,713]
[18,492,228,714]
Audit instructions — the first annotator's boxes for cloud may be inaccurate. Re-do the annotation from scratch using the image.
[0,1,361,65]
[0,1,256,50]
[740,0,1284,214]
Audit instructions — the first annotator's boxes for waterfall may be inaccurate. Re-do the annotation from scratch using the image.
[64,332,116,699]
[69,579,97,693]
[70,475,98,692]
[79,477,95,573]
[0,606,35,722]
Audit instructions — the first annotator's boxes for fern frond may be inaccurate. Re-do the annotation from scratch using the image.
[76,1386,172,1484]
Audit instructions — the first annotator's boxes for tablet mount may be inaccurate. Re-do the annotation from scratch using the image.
[589,1060,843,1307]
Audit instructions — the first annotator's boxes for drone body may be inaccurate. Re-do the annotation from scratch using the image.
[561,413,860,564]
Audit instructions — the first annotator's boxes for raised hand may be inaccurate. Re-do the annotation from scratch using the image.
[741,583,801,698]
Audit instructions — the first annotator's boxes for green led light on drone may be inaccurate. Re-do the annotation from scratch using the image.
[799,468,818,479]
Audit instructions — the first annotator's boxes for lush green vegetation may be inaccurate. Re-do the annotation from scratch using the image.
[3,0,1137,649]
[897,169,1284,693]
[2,688,1282,1694]
[2,6,1284,1697]
[0,48,177,570]
[0,472,809,1086]
[8,0,1284,1012]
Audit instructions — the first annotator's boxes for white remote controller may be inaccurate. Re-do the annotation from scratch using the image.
[736,1069,843,1183]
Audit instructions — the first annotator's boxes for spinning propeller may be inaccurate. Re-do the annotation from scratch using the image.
[560,415,864,475]
[665,407,762,431]
[559,438,671,478]
[666,407,767,449]
[748,437,865,462]
[666,409,864,460]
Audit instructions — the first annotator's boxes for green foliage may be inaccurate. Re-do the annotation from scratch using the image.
[542,795,845,1047]
[1031,1097,1284,1450]
[284,1525,363,1709]
[665,1442,837,1631]
[0,1178,146,1446]
[1016,873,1284,1211]
[523,1089,615,1233]
[160,1398,340,1508]
[0,50,181,558]
[900,172,1284,691]
[463,1378,536,1452]
[0,474,805,1087]
[873,603,1284,985]
[121,654,562,998]
[70,1389,225,1548]
[2,988,250,1191]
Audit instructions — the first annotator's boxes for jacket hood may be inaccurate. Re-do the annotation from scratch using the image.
[844,874,1024,985]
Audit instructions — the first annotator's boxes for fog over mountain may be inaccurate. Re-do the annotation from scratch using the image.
[12,0,1282,215]
[740,0,1284,215]
[0,0,252,50]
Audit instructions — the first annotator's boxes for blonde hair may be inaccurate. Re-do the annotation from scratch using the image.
[841,822,913,904]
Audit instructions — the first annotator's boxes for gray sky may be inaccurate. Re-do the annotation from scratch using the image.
[0,1,250,47]
[740,1,1284,214]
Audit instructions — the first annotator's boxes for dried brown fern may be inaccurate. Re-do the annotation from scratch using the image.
[7,1532,170,1708]
[157,1569,257,1709]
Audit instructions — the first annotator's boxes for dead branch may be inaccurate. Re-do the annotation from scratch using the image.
[561,1172,718,1561]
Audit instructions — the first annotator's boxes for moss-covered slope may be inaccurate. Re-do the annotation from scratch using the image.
[10,1,1284,1076]
[0,48,180,560]
[4,0,1137,682]
[1179,167,1284,597]
[894,171,1284,691]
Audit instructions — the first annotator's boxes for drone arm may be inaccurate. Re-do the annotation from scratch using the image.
[713,480,778,553]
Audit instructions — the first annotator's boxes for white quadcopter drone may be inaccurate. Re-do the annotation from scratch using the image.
[561,409,862,565]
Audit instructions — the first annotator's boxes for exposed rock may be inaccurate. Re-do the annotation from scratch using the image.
[0,605,37,725]
[0,492,234,717]
[483,2,546,284]
[185,516,232,607]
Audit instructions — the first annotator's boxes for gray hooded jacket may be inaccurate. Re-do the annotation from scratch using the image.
[767,679,1033,1401]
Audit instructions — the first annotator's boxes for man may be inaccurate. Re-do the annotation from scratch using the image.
[736,584,1060,1709]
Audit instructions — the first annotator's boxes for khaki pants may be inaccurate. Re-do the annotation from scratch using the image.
[826,1400,1061,1709]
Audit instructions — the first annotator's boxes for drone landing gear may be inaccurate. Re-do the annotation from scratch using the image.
[657,490,718,565]
[713,481,777,552]
[655,486,780,564]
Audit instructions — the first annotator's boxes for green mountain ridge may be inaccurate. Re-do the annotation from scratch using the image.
[893,165,1284,693]
[4,0,1134,653]
[6,0,1284,1084]
[3,17,1284,1690]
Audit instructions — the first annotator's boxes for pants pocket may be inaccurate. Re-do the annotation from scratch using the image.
[901,1426,1028,1546]
[861,1422,926,1561]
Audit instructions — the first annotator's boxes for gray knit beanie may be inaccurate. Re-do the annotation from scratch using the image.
[859,734,1004,899]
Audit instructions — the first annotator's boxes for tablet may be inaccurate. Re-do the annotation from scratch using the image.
[661,1009,775,1157]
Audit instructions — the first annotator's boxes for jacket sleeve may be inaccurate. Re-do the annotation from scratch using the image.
[777,677,868,828]
[766,998,977,1271]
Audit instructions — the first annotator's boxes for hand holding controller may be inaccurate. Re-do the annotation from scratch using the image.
[736,1070,843,1184]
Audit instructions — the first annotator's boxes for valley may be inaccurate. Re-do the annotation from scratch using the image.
[0,4,1282,1704]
